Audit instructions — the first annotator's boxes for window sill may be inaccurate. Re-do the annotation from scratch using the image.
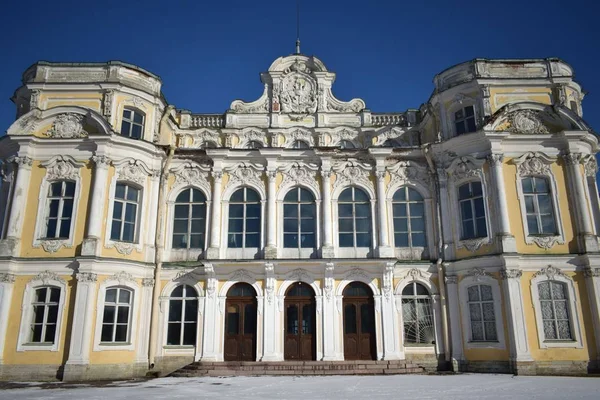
[99,342,132,346]
[18,342,59,352]
[163,345,195,350]
[466,341,504,349]
[540,339,581,349]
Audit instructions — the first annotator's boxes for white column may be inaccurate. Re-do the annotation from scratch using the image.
[437,169,455,260]
[376,171,393,257]
[0,164,15,238]
[0,157,32,256]
[445,275,464,370]
[144,175,161,261]
[564,153,598,252]
[487,154,516,252]
[501,268,533,372]
[584,267,600,363]
[64,272,97,380]
[135,278,155,364]
[200,264,220,360]
[207,171,223,259]
[82,156,111,256]
[0,273,15,365]
[381,263,402,359]
[321,170,334,258]
[265,171,277,259]
[322,262,340,360]
[262,263,279,360]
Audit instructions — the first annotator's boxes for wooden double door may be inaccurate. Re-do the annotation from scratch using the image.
[284,282,316,360]
[343,282,376,360]
[224,283,257,361]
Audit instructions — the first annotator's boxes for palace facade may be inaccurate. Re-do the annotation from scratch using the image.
[0,54,599,381]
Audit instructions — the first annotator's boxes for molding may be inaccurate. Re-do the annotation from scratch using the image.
[44,113,88,138]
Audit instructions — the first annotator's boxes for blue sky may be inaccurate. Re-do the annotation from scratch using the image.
[0,0,598,134]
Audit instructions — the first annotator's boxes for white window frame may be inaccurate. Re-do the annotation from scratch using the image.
[332,185,376,258]
[530,267,583,349]
[120,107,145,140]
[400,282,435,346]
[110,183,141,243]
[281,187,318,257]
[457,181,488,240]
[514,153,565,249]
[458,274,506,349]
[17,273,67,352]
[447,98,478,138]
[33,156,84,252]
[222,185,265,260]
[170,188,209,250]
[389,185,430,260]
[165,284,201,347]
[93,277,140,351]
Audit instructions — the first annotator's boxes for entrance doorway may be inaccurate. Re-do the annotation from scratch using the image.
[343,281,376,360]
[224,282,257,361]
[284,282,316,360]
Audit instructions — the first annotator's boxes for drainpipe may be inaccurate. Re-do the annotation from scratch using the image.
[424,145,451,364]
[148,144,175,369]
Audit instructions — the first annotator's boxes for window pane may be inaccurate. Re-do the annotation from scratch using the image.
[300,204,315,218]
[117,307,129,323]
[173,220,188,234]
[480,285,493,301]
[106,289,117,303]
[541,215,557,234]
[484,321,498,341]
[460,201,473,220]
[355,204,370,218]
[228,219,243,233]
[245,233,259,247]
[119,289,131,304]
[524,196,535,213]
[338,204,352,218]
[228,233,242,248]
[476,218,487,237]
[538,195,553,214]
[62,199,74,218]
[395,233,409,247]
[465,106,474,117]
[190,234,203,248]
[44,324,57,343]
[174,205,188,219]
[183,323,197,345]
[123,109,132,119]
[535,178,549,192]
[462,220,475,240]
[126,187,138,202]
[339,233,354,247]
[466,117,476,133]
[246,218,260,233]
[408,189,422,201]
[110,221,121,240]
[50,288,60,302]
[46,219,57,238]
[300,219,315,233]
[115,184,126,199]
[230,190,244,202]
[393,189,406,201]
[169,300,183,322]
[115,325,128,342]
[245,189,259,202]
[522,178,534,193]
[185,300,198,321]
[411,232,426,247]
[473,198,485,218]
[122,223,134,242]
[246,204,260,218]
[355,218,370,232]
[356,233,371,247]
[167,323,181,345]
[131,124,142,139]
[468,286,480,302]
[354,189,369,202]
[411,202,425,216]
[471,321,484,341]
[411,217,425,232]
[458,184,471,200]
[133,112,143,124]
[543,320,557,339]
[112,201,123,219]
[171,285,184,297]
[339,189,353,201]
[59,219,70,238]
[527,215,540,234]
[191,205,205,218]
[301,233,315,248]
[101,324,113,342]
[284,234,298,248]
[121,121,131,136]
[469,303,482,322]
[394,218,408,232]
[557,320,572,340]
[190,219,204,233]
[48,200,60,218]
[472,182,482,196]
[103,306,115,323]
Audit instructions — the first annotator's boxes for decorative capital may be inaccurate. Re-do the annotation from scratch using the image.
[445,275,458,285]
[562,152,583,167]
[583,268,600,278]
[142,278,155,287]
[375,171,386,180]
[13,156,33,167]
[0,273,16,283]
[76,272,98,283]
[501,269,522,280]
[486,153,503,166]
[211,170,223,180]
[266,170,277,180]
[320,169,332,179]
[92,155,112,167]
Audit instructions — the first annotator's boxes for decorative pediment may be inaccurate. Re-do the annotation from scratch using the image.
[114,158,155,184]
[345,268,371,282]
[373,127,419,147]
[286,268,312,283]
[179,129,221,148]
[230,84,270,114]
[41,155,85,181]
[387,160,430,188]
[232,129,269,148]
[230,269,255,282]
[446,156,484,181]
[513,152,554,177]
[279,72,318,114]
[332,160,374,193]
[45,113,88,138]
[280,128,315,148]
[225,162,265,193]
[31,270,65,285]
[533,265,567,280]
[109,271,135,284]
[170,162,211,196]
[483,103,587,134]
[279,162,319,195]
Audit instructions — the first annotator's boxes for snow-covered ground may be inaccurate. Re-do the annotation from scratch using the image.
[0,374,599,399]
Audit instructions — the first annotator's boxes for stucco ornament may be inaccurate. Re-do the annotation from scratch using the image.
[40,239,71,253]
[516,153,551,177]
[44,157,81,181]
[45,113,88,138]
[280,73,317,114]
[280,162,319,194]
[508,110,548,134]
[332,160,373,193]
[533,265,567,280]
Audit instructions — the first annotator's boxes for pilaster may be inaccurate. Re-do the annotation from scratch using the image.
[0,156,33,256]
[445,275,464,370]
[206,171,223,259]
[320,168,334,258]
[264,171,277,259]
[381,262,403,359]
[261,263,280,360]
[0,273,15,365]
[82,156,111,256]
[584,266,600,363]
[322,262,340,360]
[200,264,220,360]
[487,154,516,252]
[135,278,154,364]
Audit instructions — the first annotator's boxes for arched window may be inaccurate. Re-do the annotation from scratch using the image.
[392,187,426,248]
[458,181,487,240]
[402,282,434,345]
[120,108,145,139]
[172,188,207,249]
[167,285,198,346]
[338,187,371,248]
[110,183,140,242]
[340,140,356,149]
[247,140,263,149]
[283,188,316,249]
[30,286,60,343]
[522,177,557,235]
[228,187,261,248]
[101,287,132,343]
[467,284,497,341]
[538,281,572,340]
[44,180,75,239]
[292,140,310,149]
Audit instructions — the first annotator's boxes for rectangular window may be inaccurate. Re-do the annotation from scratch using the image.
[101,287,132,343]
[458,182,487,240]
[467,285,497,342]
[522,177,558,235]
[454,106,476,135]
[120,109,145,140]
[110,183,139,242]
[538,281,572,341]
[30,287,60,343]
[45,181,76,239]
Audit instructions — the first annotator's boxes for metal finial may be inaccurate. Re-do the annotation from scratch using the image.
[295,0,301,54]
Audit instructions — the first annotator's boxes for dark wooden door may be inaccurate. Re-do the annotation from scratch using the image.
[284,282,316,360]
[343,282,376,360]
[224,284,257,361]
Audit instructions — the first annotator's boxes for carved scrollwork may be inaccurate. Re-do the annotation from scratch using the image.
[501,269,522,280]
[76,272,98,283]
[171,162,211,197]
[345,268,371,283]
[32,270,65,285]
[114,159,152,184]
[387,160,430,188]
[42,156,83,181]
[447,156,483,182]
[225,162,265,194]
[280,162,320,195]
[533,265,567,280]
[332,160,373,194]
[108,241,135,255]
[40,239,71,253]
[445,275,458,285]
[230,269,254,282]
[109,271,134,284]
[507,110,549,134]
[466,267,489,281]
[0,273,16,283]
[45,113,88,138]
[280,72,317,114]
[515,152,553,177]
[282,128,315,148]
[460,237,489,252]
[584,155,598,177]
[142,278,155,287]
[287,268,312,283]
[530,235,563,249]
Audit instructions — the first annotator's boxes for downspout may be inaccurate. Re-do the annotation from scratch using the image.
[424,144,451,364]
[148,142,175,369]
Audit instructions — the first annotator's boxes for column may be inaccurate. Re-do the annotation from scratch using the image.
[200,264,220,360]
[322,262,339,360]
[262,262,279,360]
[381,262,402,359]
[584,266,600,366]
[135,278,155,365]
[487,154,516,252]
[0,156,32,256]
[206,171,223,259]
[265,171,277,259]
[437,169,455,260]
[0,163,14,238]
[64,272,98,381]
[375,171,393,257]
[144,174,161,261]
[321,169,334,258]
[444,275,464,370]
[0,273,15,365]
[564,153,598,252]
[82,156,111,256]
[501,268,534,375]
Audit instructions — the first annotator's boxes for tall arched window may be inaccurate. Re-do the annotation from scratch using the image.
[283,188,316,249]
[392,187,426,248]
[30,286,60,343]
[467,284,498,342]
[228,187,261,248]
[101,287,132,343]
[338,187,371,248]
[402,282,434,345]
[167,285,198,346]
[172,188,207,249]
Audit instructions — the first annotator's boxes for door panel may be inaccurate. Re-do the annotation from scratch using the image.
[343,299,375,360]
[224,299,256,361]
[284,299,316,360]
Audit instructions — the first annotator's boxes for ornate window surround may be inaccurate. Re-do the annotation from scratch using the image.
[530,265,583,349]
[165,162,212,260]
[159,279,204,355]
[513,152,565,249]
[276,127,315,148]
[385,161,434,260]
[229,128,270,149]
[93,272,141,351]
[326,127,362,149]
[33,156,85,253]
[446,156,493,252]
[17,271,67,352]
[458,271,506,349]
[446,95,479,138]
[104,158,154,255]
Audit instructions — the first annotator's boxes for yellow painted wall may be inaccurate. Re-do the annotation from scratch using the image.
[520,271,594,361]
[490,87,552,113]
[39,92,103,113]
[3,275,75,365]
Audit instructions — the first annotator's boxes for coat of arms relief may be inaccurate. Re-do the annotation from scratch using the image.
[279,73,317,114]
